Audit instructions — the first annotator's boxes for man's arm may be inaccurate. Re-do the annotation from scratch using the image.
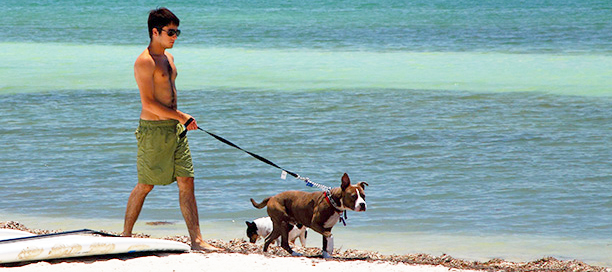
[134,56,195,127]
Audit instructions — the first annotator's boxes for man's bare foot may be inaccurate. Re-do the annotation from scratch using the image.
[192,241,223,252]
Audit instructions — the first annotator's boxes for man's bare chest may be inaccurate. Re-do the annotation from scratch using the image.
[153,58,176,82]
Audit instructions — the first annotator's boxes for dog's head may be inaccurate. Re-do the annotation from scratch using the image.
[339,173,368,212]
[245,221,259,243]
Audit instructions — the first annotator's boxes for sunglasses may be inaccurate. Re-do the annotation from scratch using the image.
[159,28,181,37]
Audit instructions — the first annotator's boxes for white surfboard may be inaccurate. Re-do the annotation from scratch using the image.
[0,229,190,264]
[0,229,35,240]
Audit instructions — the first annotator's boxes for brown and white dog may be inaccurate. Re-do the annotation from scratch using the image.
[250,173,368,258]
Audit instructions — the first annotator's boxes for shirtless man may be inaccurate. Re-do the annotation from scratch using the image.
[122,7,220,251]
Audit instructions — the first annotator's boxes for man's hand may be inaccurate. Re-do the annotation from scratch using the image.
[180,113,199,131]
[179,116,199,138]
[186,118,199,131]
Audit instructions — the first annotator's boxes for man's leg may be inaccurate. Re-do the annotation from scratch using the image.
[176,176,221,251]
[122,183,154,237]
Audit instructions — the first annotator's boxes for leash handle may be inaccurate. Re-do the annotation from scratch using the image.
[179,117,195,138]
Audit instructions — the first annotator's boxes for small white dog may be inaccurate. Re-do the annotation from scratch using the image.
[246,217,307,247]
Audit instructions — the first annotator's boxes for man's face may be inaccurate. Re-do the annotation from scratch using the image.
[155,23,180,48]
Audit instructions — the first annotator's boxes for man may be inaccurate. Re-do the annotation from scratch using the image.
[122,7,220,252]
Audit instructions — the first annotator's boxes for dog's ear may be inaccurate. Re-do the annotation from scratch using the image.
[246,221,254,227]
[341,173,351,190]
[357,181,369,190]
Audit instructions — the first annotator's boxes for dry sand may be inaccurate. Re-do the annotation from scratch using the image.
[0,252,478,272]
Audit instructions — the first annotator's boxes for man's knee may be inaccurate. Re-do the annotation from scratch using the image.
[176,177,195,191]
[134,183,154,194]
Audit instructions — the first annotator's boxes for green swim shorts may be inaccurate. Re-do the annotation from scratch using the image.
[135,119,194,185]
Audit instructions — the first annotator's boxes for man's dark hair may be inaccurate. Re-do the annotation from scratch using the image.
[148,7,180,39]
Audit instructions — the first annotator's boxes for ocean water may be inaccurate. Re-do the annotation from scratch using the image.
[2,0,612,267]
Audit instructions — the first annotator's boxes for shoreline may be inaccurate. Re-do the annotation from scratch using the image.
[1,221,608,272]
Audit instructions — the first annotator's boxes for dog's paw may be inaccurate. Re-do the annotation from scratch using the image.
[321,251,332,259]
[291,252,304,257]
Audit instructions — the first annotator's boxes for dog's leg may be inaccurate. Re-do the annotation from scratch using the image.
[263,227,281,252]
[321,232,334,259]
[280,222,302,256]
[308,225,334,258]
[288,223,297,245]
[299,229,307,247]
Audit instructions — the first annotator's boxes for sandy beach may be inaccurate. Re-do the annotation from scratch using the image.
[0,252,478,272]
[1,222,609,272]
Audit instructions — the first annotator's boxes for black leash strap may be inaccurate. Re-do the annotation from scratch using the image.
[180,118,300,179]
[0,229,119,244]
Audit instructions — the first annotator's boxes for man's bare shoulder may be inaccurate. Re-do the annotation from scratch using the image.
[134,49,155,71]
[165,51,175,63]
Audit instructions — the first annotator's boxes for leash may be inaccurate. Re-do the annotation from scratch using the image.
[180,118,348,225]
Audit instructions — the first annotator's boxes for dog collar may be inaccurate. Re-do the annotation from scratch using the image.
[325,191,348,226]
[324,190,344,213]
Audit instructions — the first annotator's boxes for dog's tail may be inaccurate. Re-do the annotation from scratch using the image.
[250,197,270,209]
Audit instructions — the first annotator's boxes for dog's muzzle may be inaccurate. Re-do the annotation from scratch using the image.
[354,201,367,212]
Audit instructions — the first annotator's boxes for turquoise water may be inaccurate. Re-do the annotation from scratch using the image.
[2,0,612,267]
[3,43,611,95]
